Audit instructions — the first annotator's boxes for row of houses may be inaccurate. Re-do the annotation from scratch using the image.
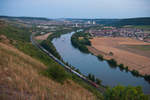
[86,28,150,41]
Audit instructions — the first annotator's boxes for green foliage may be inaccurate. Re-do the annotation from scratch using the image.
[88,73,100,83]
[144,75,150,83]
[0,23,31,43]
[96,78,102,85]
[75,68,81,74]
[125,66,129,72]
[71,32,91,53]
[97,55,104,61]
[40,28,76,61]
[131,70,140,77]
[0,20,104,99]
[44,65,68,83]
[118,64,124,70]
[106,59,117,67]
[0,21,69,83]
[104,85,149,100]
[41,40,61,59]
[115,17,150,26]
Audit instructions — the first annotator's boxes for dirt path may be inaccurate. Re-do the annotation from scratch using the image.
[88,37,150,75]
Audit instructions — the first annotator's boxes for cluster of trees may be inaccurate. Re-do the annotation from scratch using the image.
[41,40,61,59]
[104,85,149,100]
[40,28,76,61]
[97,55,104,61]
[99,56,150,82]
[88,73,102,85]
[106,59,117,67]
[71,32,91,53]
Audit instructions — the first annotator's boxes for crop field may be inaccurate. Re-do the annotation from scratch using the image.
[89,37,150,75]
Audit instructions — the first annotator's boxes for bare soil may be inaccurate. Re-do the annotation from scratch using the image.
[89,37,150,75]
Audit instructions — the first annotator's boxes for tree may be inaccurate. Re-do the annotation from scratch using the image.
[96,78,101,85]
[104,85,149,100]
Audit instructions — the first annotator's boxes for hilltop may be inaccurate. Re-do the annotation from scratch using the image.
[0,19,102,100]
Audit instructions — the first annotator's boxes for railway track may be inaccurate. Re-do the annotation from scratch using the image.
[30,33,105,94]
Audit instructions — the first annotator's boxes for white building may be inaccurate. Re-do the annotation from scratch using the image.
[93,21,96,25]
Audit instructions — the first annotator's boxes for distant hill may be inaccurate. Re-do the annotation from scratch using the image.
[114,17,150,26]
[0,16,51,21]
[64,17,150,26]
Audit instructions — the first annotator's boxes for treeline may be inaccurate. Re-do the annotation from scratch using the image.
[40,28,76,60]
[71,32,91,53]
[97,54,150,83]
[88,73,102,86]
[104,85,149,100]
[113,17,150,26]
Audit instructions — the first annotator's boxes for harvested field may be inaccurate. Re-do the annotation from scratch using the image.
[89,37,150,75]
[35,32,52,40]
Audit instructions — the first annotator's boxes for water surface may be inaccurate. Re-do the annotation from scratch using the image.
[52,32,150,94]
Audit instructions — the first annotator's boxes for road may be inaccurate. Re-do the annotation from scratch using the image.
[30,32,105,94]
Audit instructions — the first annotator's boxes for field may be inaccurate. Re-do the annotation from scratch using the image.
[88,37,150,75]
[35,32,52,40]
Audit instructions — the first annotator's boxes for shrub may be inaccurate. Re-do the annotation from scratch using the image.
[125,66,129,72]
[44,65,68,83]
[107,59,117,68]
[144,75,150,83]
[131,70,140,77]
[109,52,113,56]
[97,55,104,61]
[104,85,149,100]
[96,78,101,85]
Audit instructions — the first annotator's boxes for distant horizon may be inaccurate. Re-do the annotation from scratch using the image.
[1,15,150,20]
[0,0,150,19]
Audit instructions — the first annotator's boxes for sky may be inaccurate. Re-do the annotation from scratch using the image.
[0,0,150,19]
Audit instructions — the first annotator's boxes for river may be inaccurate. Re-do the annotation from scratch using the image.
[52,31,150,94]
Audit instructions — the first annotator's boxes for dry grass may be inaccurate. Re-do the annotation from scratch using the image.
[0,42,96,100]
[89,37,150,75]
[35,32,52,41]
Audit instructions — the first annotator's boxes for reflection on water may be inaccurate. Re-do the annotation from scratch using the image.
[52,32,150,94]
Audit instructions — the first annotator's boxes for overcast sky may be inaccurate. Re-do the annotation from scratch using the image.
[0,0,150,18]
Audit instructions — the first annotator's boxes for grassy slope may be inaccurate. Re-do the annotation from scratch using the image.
[0,42,96,100]
[0,20,103,100]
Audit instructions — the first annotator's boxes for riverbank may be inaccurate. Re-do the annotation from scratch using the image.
[54,31,150,94]
[88,37,150,76]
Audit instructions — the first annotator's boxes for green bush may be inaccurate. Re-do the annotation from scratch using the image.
[107,59,117,67]
[144,75,150,82]
[96,78,102,85]
[104,85,149,100]
[131,70,140,77]
[71,32,91,53]
[97,55,104,61]
[41,40,61,59]
[125,66,129,72]
[44,65,68,83]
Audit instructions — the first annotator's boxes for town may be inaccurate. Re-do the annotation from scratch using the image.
[86,26,150,42]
